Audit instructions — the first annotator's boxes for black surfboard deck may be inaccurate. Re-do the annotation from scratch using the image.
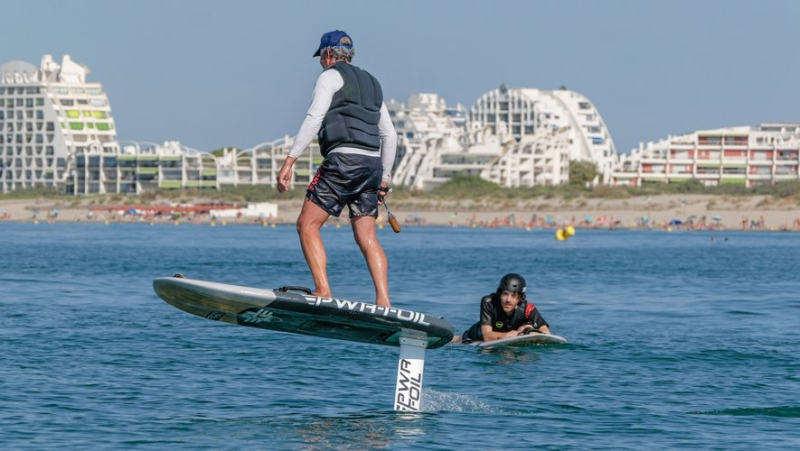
[153,275,454,349]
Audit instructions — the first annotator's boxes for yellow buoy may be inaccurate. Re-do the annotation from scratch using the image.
[210,221,216,227]
[565,226,576,237]
[270,223,276,228]
[525,226,531,231]
[555,229,566,241]
[104,220,109,226]
[174,220,179,226]
[222,220,227,226]
[336,223,341,229]
[667,227,672,232]
[378,224,384,229]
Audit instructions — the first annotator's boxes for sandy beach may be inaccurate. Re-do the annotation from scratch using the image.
[2,194,800,232]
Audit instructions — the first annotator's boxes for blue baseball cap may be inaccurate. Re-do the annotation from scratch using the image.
[313,30,353,57]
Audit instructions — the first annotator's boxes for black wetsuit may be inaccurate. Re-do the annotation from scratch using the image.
[461,294,548,343]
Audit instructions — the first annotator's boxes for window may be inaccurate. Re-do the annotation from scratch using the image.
[36,110,43,119]
[60,99,75,106]
[71,88,85,94]
[91,99,107,107]
[578,102,591,110]
[26,99,34,108]
[35,98,44,106]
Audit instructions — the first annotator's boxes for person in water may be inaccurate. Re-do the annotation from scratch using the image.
[277,30,398,307]
[455,273,550,343]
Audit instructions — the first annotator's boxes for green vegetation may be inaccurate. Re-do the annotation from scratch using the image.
[0,187,70,200]
[569,160,598,186]
[431,175,502,198]
[3,177,800,205]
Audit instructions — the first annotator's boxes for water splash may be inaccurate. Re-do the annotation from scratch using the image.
[689,406,800,417]
[421,389,501,413]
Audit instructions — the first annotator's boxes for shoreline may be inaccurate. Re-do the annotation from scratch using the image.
[2,194,800,232]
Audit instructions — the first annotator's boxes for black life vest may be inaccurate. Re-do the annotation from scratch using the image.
[318,62,383,157]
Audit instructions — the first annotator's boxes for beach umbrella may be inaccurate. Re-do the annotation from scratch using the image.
[712,215,722,221]
[668,219,683,226]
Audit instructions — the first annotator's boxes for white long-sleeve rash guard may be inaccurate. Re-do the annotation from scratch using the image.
[287,68,398,185]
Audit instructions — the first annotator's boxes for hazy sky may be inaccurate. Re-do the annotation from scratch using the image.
[4,0,799,154]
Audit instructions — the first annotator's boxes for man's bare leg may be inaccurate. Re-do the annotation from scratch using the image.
[296,199,332,298]
[351,215,390,307]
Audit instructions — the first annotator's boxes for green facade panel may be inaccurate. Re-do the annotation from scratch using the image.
[721,178,746,185]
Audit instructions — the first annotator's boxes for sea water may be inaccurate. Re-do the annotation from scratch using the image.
[1,223,798,449]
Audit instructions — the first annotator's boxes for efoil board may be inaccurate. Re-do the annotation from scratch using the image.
[153,275,454,349]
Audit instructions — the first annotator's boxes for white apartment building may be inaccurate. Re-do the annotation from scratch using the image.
[612,124,800,187]
[0,55,119,194]
[386,85,616,190]
[468,85,617,181]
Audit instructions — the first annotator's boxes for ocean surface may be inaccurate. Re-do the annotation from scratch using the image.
[1,222,799,450]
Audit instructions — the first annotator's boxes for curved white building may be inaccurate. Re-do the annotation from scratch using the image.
[387,86,617,190]
[468,85,617,181]
[0,55,119,194]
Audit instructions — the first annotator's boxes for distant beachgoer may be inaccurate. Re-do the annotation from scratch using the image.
[276,30,398,307]
[453,274,550,344]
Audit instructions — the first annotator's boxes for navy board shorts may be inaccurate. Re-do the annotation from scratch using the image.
[307,151,383,218]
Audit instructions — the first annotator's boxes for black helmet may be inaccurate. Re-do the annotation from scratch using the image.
[497,273,526,294]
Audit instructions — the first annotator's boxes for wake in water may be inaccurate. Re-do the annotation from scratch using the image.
[421,389,503,413]
[689,406,800,417]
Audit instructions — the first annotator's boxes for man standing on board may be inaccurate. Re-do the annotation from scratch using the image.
[277,30,397,307]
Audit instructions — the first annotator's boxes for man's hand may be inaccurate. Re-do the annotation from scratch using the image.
[518,324,534,334]
[277,157,297,193]
[378,182,389,205]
